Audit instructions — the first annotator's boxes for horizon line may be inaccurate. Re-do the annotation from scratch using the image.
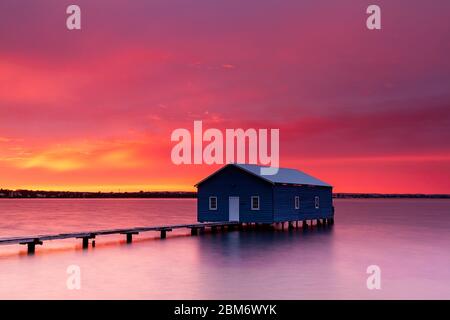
[1,188,449,197]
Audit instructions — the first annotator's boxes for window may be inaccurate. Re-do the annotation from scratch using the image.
[315,196,320,209]
[209,196,217,210]
[251,196,260,210]
[295,196,300,209]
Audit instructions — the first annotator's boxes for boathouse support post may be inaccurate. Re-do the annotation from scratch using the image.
[302,220,308,229]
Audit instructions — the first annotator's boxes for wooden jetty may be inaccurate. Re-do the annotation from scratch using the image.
[0,218,333,254]
[0,221,239,254]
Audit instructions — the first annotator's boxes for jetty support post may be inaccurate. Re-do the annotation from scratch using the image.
[159,228,172,239]
[288,221,294,230]
[302,220,308,230]
[20,239,43,255]
[77,233,96,249]
[121,231,139,244]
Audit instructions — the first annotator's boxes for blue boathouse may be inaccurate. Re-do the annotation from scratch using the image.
[195,163,334,224]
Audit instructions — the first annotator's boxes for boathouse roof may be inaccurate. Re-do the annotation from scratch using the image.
[195,163,332,187]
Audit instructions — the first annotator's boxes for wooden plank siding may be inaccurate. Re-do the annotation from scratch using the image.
[198,165,334,223]
[273,185,333,222]
[197,165,274,223]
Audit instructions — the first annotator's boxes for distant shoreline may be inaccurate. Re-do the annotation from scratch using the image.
[0,189,449,199]
[333,193,450,199]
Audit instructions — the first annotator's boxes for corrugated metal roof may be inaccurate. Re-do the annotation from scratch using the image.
[234,164,332,187]
[195,163,332,187]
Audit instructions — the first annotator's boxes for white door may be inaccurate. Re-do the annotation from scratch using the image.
[228,197,240,221]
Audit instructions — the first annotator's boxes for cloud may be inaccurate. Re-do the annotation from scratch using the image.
[222,64,236,69]
[10,138,149,172]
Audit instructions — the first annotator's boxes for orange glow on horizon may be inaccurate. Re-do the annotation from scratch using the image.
[3,184,196,193]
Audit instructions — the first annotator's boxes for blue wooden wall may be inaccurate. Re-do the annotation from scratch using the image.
[197,165,333,223]
[197,165,274,223]
[273,185,333,222]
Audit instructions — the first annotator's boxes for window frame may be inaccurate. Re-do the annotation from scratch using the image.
[251,196,260,210]
[314,196,320,209]
[209,196,218,210]
[295,196,300,209]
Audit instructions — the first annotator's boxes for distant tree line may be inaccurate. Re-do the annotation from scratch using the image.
[0,189,196,198]
[333,193,450,199]
[0,189,448,199]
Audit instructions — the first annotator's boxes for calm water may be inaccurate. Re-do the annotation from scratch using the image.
[0,198,449,299]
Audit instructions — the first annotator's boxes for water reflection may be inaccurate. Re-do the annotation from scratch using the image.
[0,199,449,299]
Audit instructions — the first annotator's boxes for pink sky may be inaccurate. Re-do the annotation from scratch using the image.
[0,0,449,193]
